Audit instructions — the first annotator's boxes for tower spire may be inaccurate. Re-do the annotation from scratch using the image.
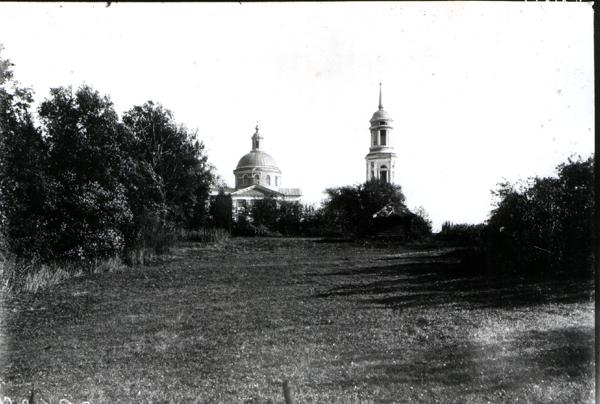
[378,82,383,110]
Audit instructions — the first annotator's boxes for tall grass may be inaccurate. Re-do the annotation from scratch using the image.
[0,227,228,295]
[179,227,230,244]
[0,256,127,296]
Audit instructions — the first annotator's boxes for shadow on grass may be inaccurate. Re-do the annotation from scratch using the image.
[312,252,594,309]
[321,326,593,400]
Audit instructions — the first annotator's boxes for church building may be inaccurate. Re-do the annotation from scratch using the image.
[365,84,396,183]
[212,125,302,216]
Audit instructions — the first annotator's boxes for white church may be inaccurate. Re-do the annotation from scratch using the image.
[212,84,396,214]
[211,124,302,216]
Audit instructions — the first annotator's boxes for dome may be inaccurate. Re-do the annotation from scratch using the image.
[236,150,279,170]
[370,108,392,123]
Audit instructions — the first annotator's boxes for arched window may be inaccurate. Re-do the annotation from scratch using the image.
[243,174,250,185]
[380,165,388,183]
[380,130,387,146]
[372,132,377,146]
[275,176,279,186]
[254,174,260,184]
[266,175,271,186]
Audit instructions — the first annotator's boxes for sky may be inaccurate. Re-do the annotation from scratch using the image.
[0,2,594,231]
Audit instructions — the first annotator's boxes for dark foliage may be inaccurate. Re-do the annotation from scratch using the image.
[232,205,281,237]
[0,51,214,266]
[251,198,279,230]
[322,180,430,239]
[208,192,233,231]
[39,86,132,262]
[120,102,213,255]
[228,199,318,237]
[437,222,486,246]
[0,66,47,259]
[486,156,594,278]
[298,204,327,237]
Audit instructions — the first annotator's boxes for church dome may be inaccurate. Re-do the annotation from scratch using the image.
[236,150,279,170]
[370,108,392,122]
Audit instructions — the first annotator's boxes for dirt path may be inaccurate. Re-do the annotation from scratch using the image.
[0,238,594,403]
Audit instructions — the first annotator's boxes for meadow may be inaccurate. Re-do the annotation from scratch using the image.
[0,238,594,403]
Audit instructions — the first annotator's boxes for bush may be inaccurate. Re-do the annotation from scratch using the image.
[437,222,486,246]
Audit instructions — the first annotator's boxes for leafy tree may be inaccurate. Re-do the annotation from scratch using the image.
[323,180,407,237]
[121,102,213,231]
[38,86,132,262]
[0,49,47,259]
[487,156,594,277]
[275,201,302,236]
[208,192,233,231]
[251,198,278,230]
[299,204,326,236]
[322,185,361,235]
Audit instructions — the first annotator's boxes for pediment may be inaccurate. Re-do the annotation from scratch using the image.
[230,185,284,198]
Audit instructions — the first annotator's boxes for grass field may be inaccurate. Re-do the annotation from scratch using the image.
[0,238,594,403]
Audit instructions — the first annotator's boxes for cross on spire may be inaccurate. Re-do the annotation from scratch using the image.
[252,122,262,151]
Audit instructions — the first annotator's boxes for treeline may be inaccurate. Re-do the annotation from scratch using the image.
[209,180,432,240]
[440,156,594,278]
[0,53,213,268]
[1,48,593,288]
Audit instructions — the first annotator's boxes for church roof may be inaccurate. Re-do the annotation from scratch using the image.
[235,150,280,170]
[370,108,392,122]
[230,184,284,198]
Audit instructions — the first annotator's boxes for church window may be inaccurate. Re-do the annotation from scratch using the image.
[380,130,387,146]
[275,176,279,186]
[380,121,385,126]
[254,174,260,184]
[380,165,388,183]
[372,132,377,146]
[243,175,250,185]
[266,175,271,185]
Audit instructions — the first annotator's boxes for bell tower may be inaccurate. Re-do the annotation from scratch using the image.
[365,83,397,183]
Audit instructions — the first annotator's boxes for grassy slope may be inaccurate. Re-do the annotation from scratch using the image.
[0,238,594,403]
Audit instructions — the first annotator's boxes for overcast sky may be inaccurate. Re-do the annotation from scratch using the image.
[0,2,593,230]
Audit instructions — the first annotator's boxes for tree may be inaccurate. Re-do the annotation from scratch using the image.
[487,156,594,277]
[323,180,407,237]
[121,102,213,231]
[208,192,232,231]
[0,48,47,259]
[276,201,303,236]
[251,198,278,230]
[38,85,132,262]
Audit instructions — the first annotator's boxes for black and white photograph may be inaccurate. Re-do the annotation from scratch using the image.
[0,2,595,403]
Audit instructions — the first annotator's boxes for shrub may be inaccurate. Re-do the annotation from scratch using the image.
[437,222,486,246]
